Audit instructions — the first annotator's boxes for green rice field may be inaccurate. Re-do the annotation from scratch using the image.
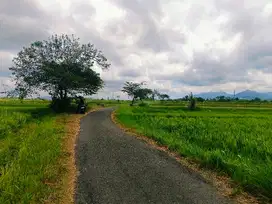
[0,99,65,203]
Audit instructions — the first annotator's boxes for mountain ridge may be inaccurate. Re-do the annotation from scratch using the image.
[195,90,272,100]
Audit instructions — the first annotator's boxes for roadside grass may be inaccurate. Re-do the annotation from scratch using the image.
[0,100,65,203]
[0,98,107,203]
[115,105,272,201]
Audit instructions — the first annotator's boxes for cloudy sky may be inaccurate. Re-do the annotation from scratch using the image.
[1,0,272,99]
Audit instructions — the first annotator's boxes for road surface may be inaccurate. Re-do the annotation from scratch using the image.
[75,108,231,204]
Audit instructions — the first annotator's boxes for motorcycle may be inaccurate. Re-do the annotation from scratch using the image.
[76,96,87,114]
[78,104,86,114]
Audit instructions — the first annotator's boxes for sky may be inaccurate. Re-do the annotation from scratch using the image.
[0,0,272,99]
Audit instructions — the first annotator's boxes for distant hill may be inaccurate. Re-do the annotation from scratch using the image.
[195,90,272,100]
[195,91,233,99]
[236,90,272,100]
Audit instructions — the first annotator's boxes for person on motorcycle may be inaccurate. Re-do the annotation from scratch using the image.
[76,96,86,114]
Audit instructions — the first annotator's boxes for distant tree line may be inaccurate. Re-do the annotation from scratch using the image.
[173,95,271,103]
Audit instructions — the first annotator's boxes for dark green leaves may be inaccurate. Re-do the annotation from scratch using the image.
[9,34,110,99]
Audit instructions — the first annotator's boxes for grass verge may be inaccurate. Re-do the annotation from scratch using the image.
[0,99,103,203]
[0,109,64,203]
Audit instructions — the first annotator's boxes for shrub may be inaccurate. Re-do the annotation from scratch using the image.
[188,92,197,110]
[49,98,72,113]
[139,102,149,107]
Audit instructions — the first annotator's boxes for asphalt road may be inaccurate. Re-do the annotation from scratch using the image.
[75,108,232,204]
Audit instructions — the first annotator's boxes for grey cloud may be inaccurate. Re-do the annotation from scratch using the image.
[77,28,124,67]
[119,69,141,78]
[0,0,52,52]
[0,0,45,18]
[0,16,50,51]
[0,52,13,72]
[114,0,162,17]
[103,79,125,92]
[174,1,272,87]
[70,2,96,21]
[112,0,176,52]
[154,50,250,86]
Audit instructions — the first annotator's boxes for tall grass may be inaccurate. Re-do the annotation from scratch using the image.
[0,101,65,203]
[116,106,272,199]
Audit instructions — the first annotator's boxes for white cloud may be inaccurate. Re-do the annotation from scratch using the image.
[0,0,272,99]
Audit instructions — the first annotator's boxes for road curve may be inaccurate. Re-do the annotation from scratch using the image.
[75,108,232,204]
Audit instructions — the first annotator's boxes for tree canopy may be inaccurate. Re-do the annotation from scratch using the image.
[9,34,110,101]
[151,89,160,100]
[122,81,152,105]
[158,94,170,100]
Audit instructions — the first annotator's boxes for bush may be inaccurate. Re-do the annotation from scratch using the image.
[139,102,149,107]
[49,98,73,113]
[188,92,197,110]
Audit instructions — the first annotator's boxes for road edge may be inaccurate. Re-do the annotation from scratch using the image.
[56,107,104,204]
[111,110,259,204]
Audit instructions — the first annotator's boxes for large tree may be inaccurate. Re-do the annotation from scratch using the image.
[9,34,110,102]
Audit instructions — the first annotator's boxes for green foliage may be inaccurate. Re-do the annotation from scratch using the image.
[151,89,160,100]
[158,93,170,100]
[188,92,197,110]
[49,97,73,113]
[10,34,110,102]
[122,81,152,105]
[196,97,205,102]
[121,81,142,98]
[7,87,28,102]
[136,88,153,101]
[0,100,65,203]
[116,104,272,200]
[138,102,149,107]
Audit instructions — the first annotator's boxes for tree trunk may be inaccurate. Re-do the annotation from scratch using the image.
[59,89,64,99]
[131,97,135,105]
[64,89,68,99]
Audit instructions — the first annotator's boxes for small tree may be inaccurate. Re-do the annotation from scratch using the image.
[196,97,205,102]
[159,94,170,101]
[188,92,197,110]
[122,81,142,105]
[116,95,120,103]
[9,34,110,111]
[151,89,160,100]
[7,87,28,103]
[136,88,153,102]
[183,95,189,101]
[122,81,152,105]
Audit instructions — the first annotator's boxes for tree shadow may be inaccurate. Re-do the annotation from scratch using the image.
[16,105,79,122]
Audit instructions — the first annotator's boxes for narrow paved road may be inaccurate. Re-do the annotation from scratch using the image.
[75,108,231,204]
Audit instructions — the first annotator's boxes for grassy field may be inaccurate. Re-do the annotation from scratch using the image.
[115,103,272,200]
[0,99,67,203]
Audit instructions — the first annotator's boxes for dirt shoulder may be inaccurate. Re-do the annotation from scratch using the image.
[50,107,103,204]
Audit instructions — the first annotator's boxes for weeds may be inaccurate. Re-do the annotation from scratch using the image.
[0,100,64,203]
